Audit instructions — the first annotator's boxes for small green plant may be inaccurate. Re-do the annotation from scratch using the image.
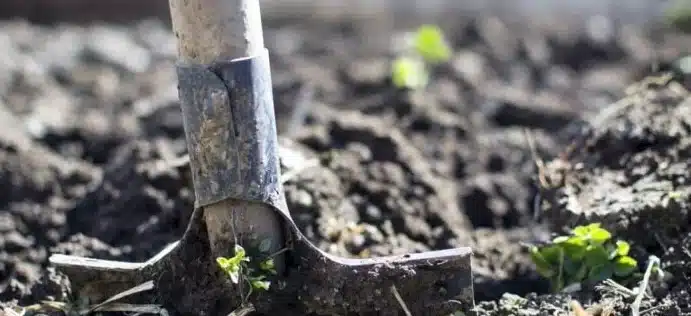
[216,244,277,300]
[391,57,429,90]
[529,223,638,292]
[391,24,452,89]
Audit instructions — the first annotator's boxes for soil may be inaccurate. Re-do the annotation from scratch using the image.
[0,12,691,316]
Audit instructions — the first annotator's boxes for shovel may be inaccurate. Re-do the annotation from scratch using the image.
[48,0,474,315]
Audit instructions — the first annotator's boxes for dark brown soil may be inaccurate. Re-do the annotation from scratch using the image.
[535,76,691,316]
[0,12,691,315]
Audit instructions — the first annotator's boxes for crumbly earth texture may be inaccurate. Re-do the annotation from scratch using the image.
[0,13,691,316]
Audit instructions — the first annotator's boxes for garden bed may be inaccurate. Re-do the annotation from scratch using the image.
[0,14,690,315]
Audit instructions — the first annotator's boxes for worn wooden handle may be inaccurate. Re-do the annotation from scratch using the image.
[169,0,265,63]
[169,0,285,273]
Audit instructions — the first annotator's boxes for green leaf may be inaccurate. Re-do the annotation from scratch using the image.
[572,225,590,237]
[562,257,587,284]
[551,275,565,293]
[529,246,555,278]
[228,268,241,284]
[391,56,428,89]
[561,236,588,260]
[587,264,614,283]
[589,227,612,244]
[562,259,581,276]
[540,245,564,265]
[216,256,242,283]
[216,257,230,269]
[216,258,242,284]
[586,223,602,230]
[413,25,451,64]
[552,236,569,244]
[260,259,276,274]
[614,256,638,277]
[234,244,247,260]
[584,245,610,267]
[216,244,252,284]
[572,261,588,282]
[250,276,271,291]
[615,240,630,257]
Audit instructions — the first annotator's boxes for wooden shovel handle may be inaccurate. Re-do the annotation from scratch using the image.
[169,0,265,63]
[169,0,285,273]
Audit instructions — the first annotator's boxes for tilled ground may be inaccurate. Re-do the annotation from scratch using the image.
[0,14,691,315]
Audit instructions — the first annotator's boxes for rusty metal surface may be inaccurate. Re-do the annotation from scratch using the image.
[52,203,474,315]
[175,49,289,215]
[50,207,234,316]
[285,243,474,315]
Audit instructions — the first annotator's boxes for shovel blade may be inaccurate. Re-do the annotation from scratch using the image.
[270,241,474,315]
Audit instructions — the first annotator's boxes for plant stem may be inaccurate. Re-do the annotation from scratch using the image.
[631,256,660,316]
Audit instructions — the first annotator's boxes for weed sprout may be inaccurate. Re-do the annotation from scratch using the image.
[529,223,639,292]
[391,24,451,89]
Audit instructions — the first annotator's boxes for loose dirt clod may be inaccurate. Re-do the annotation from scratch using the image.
[540,75,691,247]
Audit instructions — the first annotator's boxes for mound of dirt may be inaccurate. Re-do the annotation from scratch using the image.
[541,75,691,248]
[535,76,691,315]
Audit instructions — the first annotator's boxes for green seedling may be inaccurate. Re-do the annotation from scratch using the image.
[391,24,452,89]
[392,56,429,89]
[216,244,278,301]
[413,25,452,64]
[529,223,638,292]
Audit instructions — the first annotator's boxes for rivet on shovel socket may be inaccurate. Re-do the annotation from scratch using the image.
[49,0,474,315]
